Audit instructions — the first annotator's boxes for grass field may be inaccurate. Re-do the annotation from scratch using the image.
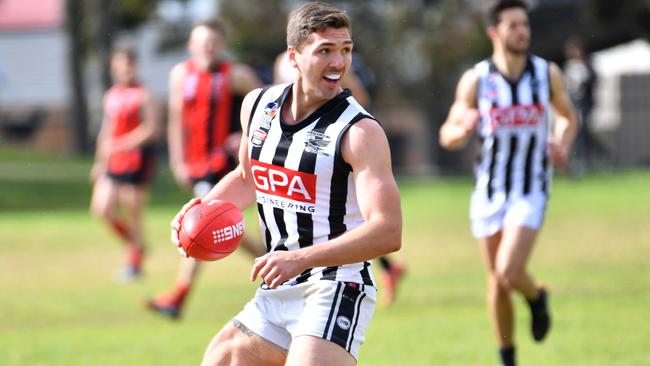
[1,151,649,365]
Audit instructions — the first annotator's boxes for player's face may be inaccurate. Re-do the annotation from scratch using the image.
[110,53,136,85]
[188,26,224,64]
[495,8,530,55]
[292,27,353,101]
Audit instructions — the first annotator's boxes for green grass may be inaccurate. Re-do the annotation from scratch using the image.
[1,151,649,365]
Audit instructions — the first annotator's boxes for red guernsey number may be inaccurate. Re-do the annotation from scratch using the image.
[250,159,316,204]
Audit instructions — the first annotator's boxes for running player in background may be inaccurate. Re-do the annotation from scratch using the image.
[146,19,265,319]
[439,1,576,365]
[90,48,160,282]
[273,48,406,306]
[171,2,402,364]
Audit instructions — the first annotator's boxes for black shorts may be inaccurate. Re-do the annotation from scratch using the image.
[107,148,156,186]
[190,155,237,186]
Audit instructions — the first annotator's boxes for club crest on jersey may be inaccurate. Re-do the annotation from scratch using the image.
[305,130,331,156]
[481,86,499,102]
[259,101,278,129]
[250,129,268,146]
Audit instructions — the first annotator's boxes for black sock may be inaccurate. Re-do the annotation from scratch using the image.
[499,345,516,366]
[527,289,547,315]
[378,256,391,270]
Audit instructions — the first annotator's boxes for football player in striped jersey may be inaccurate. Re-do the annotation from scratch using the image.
[439,1,576,365]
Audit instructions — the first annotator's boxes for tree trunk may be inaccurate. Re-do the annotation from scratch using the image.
[98,0,115,92]
[65,0,90,154]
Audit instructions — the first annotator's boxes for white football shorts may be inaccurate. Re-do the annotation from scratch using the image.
[470,191,548,238]
[234,280,376,361]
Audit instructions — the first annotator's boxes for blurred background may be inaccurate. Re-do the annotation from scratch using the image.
[1,1,650,365]
[1,0,649,175]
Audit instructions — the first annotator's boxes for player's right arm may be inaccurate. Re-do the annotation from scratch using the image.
[439,69,480,150]
[167,63,191,188]
[90,112,111,182]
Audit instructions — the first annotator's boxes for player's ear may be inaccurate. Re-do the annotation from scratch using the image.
[288,46,299,69]
[486,25,497,41]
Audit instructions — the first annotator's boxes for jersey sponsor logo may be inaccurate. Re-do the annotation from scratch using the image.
[336,316,351,330]
[251,159,317,204]
[305,130,331,156]
[489,104,544,130]
[212,220,244,244]
[250,129,268,146]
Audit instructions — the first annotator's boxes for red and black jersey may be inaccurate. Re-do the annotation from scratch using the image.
[182,59,241,179]
[104,83,149,176]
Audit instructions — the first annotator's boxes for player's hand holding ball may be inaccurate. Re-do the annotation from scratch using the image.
[170,198,244,261]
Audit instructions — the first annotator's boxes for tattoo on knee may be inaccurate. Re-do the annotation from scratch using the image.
[232,320,254,337]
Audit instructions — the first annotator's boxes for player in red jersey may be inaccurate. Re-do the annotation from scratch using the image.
[147,20,265,318]
[90,48,160,282]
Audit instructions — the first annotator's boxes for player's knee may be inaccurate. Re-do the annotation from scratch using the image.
[495,264,523,290]
[200,326,241,366]
[90,203,111,220]
[201,337,233,366]
[488,273,509,295]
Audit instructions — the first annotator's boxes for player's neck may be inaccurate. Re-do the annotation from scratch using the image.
[492,51,527,82]
[283,83,336,125]
[193,57,220,71]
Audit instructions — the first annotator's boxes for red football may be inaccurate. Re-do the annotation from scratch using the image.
[178,199,244,261]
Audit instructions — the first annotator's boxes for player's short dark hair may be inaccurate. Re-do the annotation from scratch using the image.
[194,18,227,38]
[485,0,529,27]
[112,47,137,64]
[287,1,351,50]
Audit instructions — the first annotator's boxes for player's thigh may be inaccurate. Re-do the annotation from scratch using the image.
[201,321,286,366]
[479,231,503,273]
[496,225,538,273]
[117,184,149,216]
[497,194,546,271]
[285,335,356,366]
[90,176,118,217]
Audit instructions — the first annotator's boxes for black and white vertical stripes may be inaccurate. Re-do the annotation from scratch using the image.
[321,282,367,352]
[247,84,376,287]
[476,55,552,201]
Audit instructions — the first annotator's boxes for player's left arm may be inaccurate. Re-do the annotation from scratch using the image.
[108,90,161,152]
[548,62,578,166]
[251,118,402,288]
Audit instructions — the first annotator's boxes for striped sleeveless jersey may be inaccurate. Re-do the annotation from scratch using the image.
[247,84,375,288]
[473,55,552,207]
